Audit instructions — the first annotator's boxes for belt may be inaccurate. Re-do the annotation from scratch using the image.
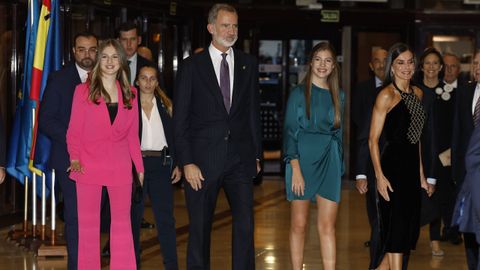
[141,147,169,158]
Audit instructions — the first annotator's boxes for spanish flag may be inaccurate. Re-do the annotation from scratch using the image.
[6,0,61,197]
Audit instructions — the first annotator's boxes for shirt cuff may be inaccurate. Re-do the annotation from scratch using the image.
[356,174,367,180]
[427,178,437,185]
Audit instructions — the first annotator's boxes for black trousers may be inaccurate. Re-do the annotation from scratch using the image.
[463,233,480,270]
[185,150,255,270]
[131,156,178,270]
[57,170,78,270]
[365,174,382,269]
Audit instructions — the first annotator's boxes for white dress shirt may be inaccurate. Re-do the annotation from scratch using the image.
[128,53,138,85]
[209,44,234,103]
[472,83,480,115]
[76,63,89,83]
[141,97,168,151]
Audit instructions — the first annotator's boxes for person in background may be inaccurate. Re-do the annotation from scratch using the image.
[132,65,181,269]
[137,46,153,62]
[452,49,480,270]
[0,116,5,184]
[351,47,387,269]
[66,39,144,269]
[173,3,262,269]
[439,52,463,245]
[39,32,98,270]
[415,47,446,256]
[118,22,152,84]
[283,42,344,270]
[369,43,433,270]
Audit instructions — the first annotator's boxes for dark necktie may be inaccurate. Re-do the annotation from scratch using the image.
[220,53,231,113]
[474,94,480,127]
[127,60,132,83]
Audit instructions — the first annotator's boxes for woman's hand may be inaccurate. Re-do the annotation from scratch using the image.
[67,160,84,173]
[291,167,305,197]
[376,174,393,201]
[421,176,434,197]
[171,166,182,184]
[137,172,144,187]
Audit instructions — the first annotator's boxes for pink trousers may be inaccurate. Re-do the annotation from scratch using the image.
[76,182,135,270]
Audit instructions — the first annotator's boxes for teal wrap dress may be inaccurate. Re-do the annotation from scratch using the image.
[283,84,344,202]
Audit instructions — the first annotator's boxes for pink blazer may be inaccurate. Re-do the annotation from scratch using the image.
[67,81,144,186]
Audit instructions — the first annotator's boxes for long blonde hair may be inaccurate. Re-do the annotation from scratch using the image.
[303,42,342,128]
[88,39,134,109]
[137,65,172,116]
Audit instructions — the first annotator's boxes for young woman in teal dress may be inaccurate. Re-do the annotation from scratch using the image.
[283,42,344,270]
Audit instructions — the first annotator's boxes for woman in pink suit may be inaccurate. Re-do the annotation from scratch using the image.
[67,39,144,270]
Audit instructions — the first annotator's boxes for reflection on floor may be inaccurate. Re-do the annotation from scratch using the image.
[0,178,469,269]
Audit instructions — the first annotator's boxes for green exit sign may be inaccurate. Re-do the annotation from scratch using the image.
[321,10,340,23]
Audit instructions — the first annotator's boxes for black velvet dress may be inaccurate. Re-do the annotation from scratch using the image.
[379,89,426,253]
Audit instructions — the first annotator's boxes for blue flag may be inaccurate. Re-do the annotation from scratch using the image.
[6,0,39,183]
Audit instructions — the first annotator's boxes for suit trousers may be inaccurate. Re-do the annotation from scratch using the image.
[57,171,78,270]
[463,232,480,270]
[185,149,255,270]
[76,182,135,270]
[131,156,178,270]
[365,175,381,270]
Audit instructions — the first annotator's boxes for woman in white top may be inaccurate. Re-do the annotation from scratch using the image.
[131,65,181,270]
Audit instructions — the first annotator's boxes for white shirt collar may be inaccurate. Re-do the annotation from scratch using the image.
[128,53,138,64]
[374,76,383,88]
[75,63,89,83]
[208,43,233,61]
[444,79,458,89]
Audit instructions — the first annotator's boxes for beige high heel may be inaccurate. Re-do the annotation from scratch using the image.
[431,241,445,257]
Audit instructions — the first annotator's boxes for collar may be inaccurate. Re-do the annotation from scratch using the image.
[75,63,90,83]
[444,79,458,89]
[128,53,138,65]
[208,43,233,60]
[374,76,383,88]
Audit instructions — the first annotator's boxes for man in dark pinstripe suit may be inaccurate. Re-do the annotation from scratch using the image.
[173,3,261,270]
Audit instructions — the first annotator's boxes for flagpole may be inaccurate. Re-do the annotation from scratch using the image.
[41,172,46,241]
[50,169,56,245]
[23,176,29,237]
[31,108,37,240]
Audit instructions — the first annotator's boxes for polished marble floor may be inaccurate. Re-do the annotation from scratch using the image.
[0,178,469,269]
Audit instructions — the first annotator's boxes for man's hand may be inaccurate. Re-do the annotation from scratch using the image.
[256,160,261,174]
[171,166,182,184]
[184,164,205,191]
[0,168,5,184]
[356,178,368,194]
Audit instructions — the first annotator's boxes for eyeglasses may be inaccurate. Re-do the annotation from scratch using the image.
[76,47,97,55]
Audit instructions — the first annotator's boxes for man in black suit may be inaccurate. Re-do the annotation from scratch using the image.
[352,47,387,270]
[452,50,480,270]
[118,22,152,84]
[0,117,5,184]
[437,52,463,245]
[38,32,97,270]
[173,3,261,269]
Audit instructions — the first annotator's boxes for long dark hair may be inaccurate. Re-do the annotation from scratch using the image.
[383,43,415,86]
[303,42,342,128]
[89,39,134,109]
